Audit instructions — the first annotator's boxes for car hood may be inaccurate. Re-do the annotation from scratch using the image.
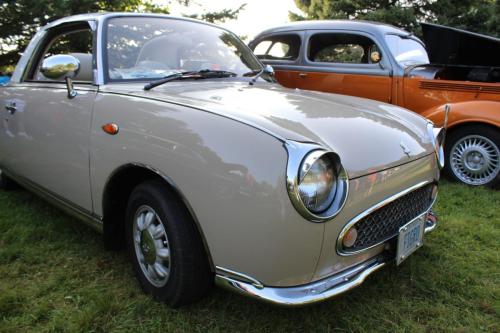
[103,81,434,178]
[421,22,500,67]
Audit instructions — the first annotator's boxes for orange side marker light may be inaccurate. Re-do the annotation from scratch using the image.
[102,123,119,135]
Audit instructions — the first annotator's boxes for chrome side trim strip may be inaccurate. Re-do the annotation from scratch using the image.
[337,180,436,256]
[215,257,386,306]
[1,167,103,233]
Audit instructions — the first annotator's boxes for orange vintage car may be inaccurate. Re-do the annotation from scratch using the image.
[250,21,500,187]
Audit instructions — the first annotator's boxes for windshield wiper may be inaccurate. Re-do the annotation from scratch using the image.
[144,71,188,90]
[144,69,237,91]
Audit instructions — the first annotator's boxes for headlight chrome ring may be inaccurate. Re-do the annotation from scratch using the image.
[285,142,349,222]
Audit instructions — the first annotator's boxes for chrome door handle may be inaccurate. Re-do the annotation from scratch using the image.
[299,73,308,78]
[5,103,16,115]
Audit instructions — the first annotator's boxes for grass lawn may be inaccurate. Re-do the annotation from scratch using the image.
[0,180,498,332]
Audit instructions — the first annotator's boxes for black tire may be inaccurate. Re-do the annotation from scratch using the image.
[0,169,18,190]
[125,179,212,307]
[443,125,500,188]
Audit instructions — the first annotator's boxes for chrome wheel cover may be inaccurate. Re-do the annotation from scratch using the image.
[133,205,171,287]
[450,134,499,185]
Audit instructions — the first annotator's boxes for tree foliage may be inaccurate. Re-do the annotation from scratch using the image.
[186,4,247,23]
[291,0,499,37]
[0,0,246,69]
[0,0,166,67]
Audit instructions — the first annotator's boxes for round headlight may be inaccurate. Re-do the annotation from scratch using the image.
[285,143,349,222]
[298,151,337,213]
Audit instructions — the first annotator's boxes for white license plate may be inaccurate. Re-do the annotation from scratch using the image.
[396,215,425,265]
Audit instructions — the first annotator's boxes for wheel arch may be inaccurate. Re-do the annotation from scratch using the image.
[101,163,214,270]
[420,100,500,130]
[446,121,500,139]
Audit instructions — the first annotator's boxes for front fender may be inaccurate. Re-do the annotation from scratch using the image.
[90,90,324,287]
[420,100,500,129]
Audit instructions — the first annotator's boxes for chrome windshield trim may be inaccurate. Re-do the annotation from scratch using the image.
[215,257,386,306]
[336,180,437,256]
[95,15,105,85]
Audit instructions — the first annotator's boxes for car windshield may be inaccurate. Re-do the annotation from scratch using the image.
[385,34,429,67]
[106,17,263,81]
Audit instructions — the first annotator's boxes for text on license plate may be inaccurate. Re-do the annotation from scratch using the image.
[396,215,425,265]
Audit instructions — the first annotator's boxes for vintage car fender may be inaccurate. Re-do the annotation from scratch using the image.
[85,80,442,291]
[419,100,500,130]
[90,90,325,287]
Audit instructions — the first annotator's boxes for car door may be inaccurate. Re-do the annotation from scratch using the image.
[2,23,96,212]
[295,30,393,103]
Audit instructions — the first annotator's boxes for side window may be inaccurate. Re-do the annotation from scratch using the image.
[308,33,381,64]
[253,35,301,61]
[253,41,272,55]
[267,42,291,59]
[32,28,93,82]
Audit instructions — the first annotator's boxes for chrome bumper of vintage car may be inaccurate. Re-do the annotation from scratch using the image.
[215,214,437,306]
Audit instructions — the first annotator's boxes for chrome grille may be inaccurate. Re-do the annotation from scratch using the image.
[344,184,434,252]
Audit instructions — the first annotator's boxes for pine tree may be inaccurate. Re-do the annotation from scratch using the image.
[291,0,498,37]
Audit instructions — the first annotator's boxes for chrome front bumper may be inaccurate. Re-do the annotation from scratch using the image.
[215,215,437,306]
[216,258,387,306]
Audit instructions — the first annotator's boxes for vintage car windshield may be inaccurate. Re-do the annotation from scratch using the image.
[385,34,429,67]
[106,17,263,81]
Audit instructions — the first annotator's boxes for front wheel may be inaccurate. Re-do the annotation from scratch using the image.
[125,179,212,307]
[444,125,500,188]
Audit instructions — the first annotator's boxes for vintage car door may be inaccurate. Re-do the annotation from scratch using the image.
[268,30,394,104]
[2,23,96,211]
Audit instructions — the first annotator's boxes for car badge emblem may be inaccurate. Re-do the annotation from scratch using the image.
[400,141,411,157]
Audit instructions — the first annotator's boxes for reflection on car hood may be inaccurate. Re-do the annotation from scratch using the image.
[104,81,434,178]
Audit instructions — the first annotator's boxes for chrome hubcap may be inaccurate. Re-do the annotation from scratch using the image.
[450,135,499,185]
[133,205,171,287]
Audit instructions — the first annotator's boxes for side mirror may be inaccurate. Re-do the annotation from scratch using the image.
[264,65,275,76]
[249,64,275,85]
[40,54,80,99]
[41,54,80,80]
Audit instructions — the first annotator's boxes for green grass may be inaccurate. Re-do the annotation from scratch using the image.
[0,181,498,333]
